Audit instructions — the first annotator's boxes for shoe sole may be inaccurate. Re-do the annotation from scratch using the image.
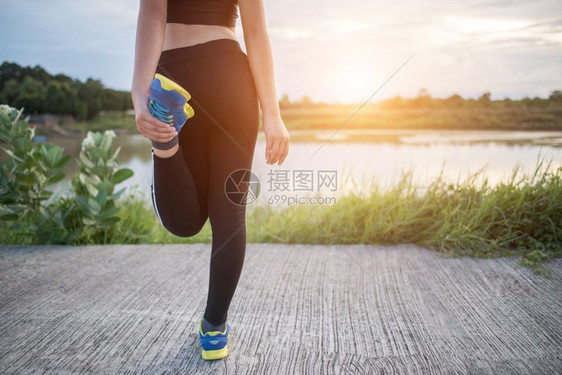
[201,333,231,360]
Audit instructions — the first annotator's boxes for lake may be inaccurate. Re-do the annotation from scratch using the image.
[12,129,562,206]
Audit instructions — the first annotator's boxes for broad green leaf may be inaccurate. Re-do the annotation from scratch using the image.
[46,172,65,185]
[85,182,98,197]
[96,181,114,196]
[0,147,22,162]
[88,197,101,213]
[79,152,95,169]
[46,146,62,167]
[97,205,120,220]
[110,146,121,162]
[95,189,107,207]
[100,131,114,154]
[55,154,71,169]
[39,190,53,198]
[75,195,91,214]
[112,168,133,184]
[114,187,126,200]
[83,217,98,226]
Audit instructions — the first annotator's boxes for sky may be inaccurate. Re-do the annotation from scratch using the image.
[1,0,561,104]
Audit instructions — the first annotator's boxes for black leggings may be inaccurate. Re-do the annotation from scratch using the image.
[149,39,259,326]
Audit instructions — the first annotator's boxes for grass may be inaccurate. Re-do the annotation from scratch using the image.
[73,111,138,134]
[246,157,562,276]
[3,155,559,276]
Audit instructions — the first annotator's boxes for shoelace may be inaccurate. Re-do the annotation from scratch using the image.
[148,99,174,125]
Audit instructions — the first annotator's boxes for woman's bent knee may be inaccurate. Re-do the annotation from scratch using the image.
[162,218,206,238]
[151,191,206,237]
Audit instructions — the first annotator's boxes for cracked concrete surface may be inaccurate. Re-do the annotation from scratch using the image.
[0,243,561,374]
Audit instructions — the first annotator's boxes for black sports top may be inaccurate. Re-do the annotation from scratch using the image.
[167,0,239,28]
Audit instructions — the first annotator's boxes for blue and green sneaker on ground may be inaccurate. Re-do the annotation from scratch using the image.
[198,316,231,360]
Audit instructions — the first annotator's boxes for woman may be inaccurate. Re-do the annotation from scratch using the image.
[130,0,290,360]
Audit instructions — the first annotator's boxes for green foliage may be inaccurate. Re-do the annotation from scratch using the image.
[0,104,133,244]
[0,61,132,120]
[12,76,46,113]
[44,80,79,115]
[0,105,70,226]
[71,130,133,241]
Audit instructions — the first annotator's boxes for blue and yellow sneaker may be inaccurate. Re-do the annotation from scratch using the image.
[198,316,231,360]
[148,73,195,134]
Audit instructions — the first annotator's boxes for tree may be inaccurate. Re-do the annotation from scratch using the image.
[444,93,464,108]
[417,87,430,98]
[75,78,103,119]
[412,87,432,108]
[12,76,45,113]
[300,95,313,107]
[0,78,20,104]
[44,81,79,115]
[478,91,491,107]
[379,95,405,109]
[549,90,562,102]
[279,93,291,108]
[0,61,26,88]
[28,65,52,85]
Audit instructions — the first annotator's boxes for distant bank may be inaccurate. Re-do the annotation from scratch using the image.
[24,104,562,140]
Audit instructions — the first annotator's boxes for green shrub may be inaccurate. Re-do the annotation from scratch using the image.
[0,104,133,244]
[0,105,71,239]
[71,130,133,243]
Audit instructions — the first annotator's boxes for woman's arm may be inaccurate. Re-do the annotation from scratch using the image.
[239,0,290,165]
[131,0,177,143]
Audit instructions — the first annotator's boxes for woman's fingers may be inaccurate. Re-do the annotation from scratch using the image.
[144,125,175,142]
[137,111,177,142]
[273,138,289,166]
[265,132,291,165]
[278,139,289,165]
[268,138,281,164]
[146,112,175,133]
[274,141,285,166]
[265,136,273,163]
[145,129,176,142]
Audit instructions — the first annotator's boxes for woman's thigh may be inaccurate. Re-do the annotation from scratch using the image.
[155,60,211,219]
[185,51,259,221]
[156,42,259,220]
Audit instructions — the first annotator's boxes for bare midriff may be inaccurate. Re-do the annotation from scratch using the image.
[162,23,238,51]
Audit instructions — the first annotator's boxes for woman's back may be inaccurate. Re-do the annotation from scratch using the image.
[163,0,239,51]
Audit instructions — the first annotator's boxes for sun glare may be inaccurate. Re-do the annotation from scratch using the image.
[333,64,376,103]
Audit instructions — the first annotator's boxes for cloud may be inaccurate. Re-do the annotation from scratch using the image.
[1,0,561,103]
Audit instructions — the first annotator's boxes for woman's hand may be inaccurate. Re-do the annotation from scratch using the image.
[263,111,290,165]
[132,90,178,143]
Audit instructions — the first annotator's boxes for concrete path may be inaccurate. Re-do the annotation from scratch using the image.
[0,244,561,374]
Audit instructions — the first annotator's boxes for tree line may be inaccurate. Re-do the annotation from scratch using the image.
[2,61,561,120]
[0,62,132,121]
[279,88,562,109]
